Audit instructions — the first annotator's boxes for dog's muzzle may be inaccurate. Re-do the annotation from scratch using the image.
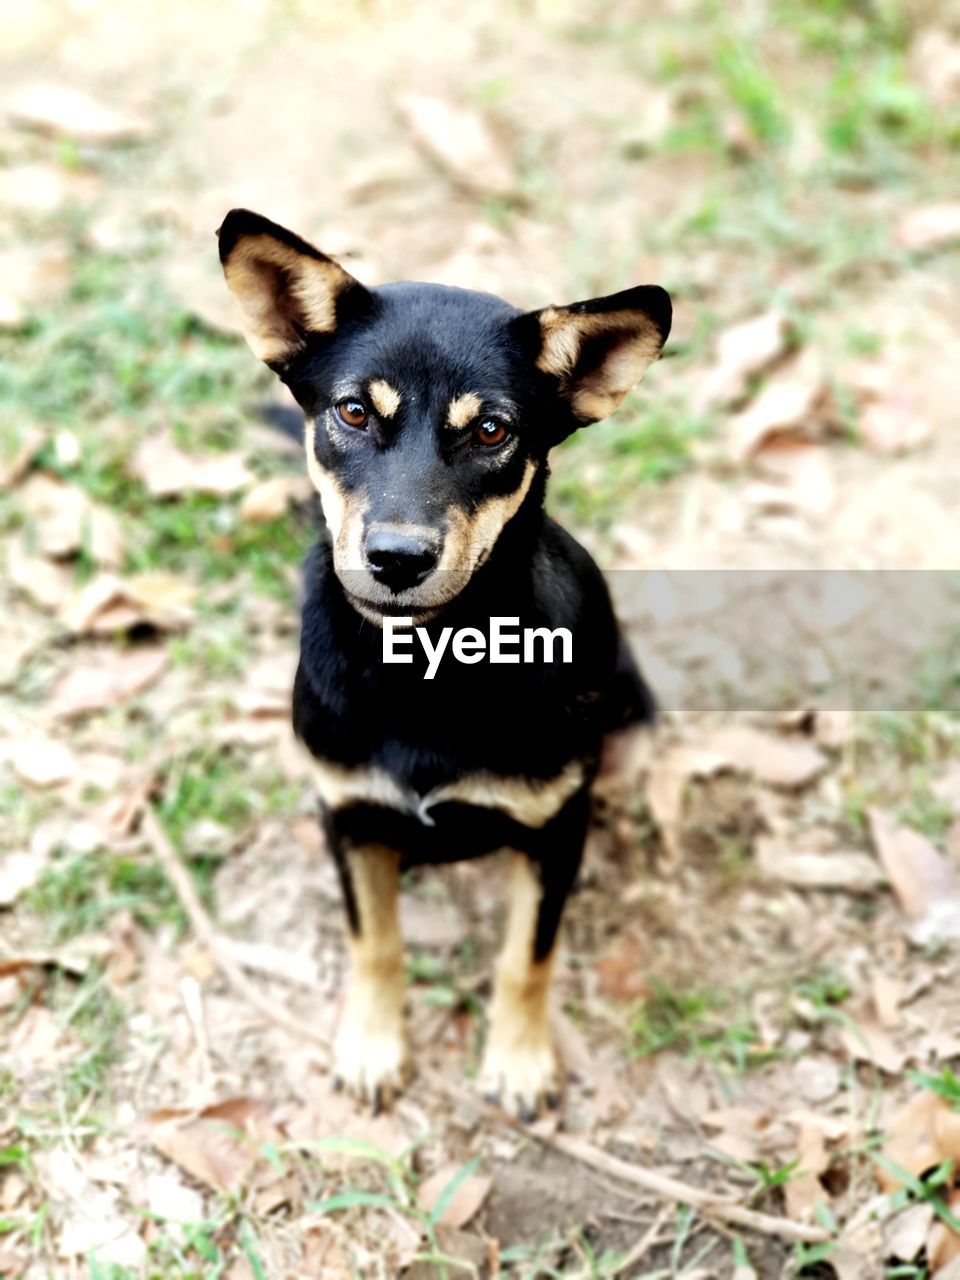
[363,525,440,596]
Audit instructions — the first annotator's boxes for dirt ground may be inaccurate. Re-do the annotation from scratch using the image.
[2,1,960,1277]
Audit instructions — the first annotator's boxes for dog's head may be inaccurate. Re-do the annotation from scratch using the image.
[218,209,671,623]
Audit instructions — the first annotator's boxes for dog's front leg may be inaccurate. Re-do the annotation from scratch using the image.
[480,798,587,1120]
[330,841,408,1110]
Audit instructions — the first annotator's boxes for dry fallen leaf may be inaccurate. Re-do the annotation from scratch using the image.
[747,440,836,517]
[145,1172,205,1229]
[838,1016,905,1075]
[240,474,310,522]
[696,310,791,410]
[147,1098,280,1193]
[48,646,169,718]
[0,425,46,489]
[897,202,960,252]
[0,849,48,907]
[872,972,902,1030]
[131,435,254,497]
[593,936,651,1001]
[701,725,828,790]
[928,1188,960,1270]
[644,742,731,865]
[417,1162,492,1229]
[0,165,95,215]
[396,92,515,197]
[7,83,150,144]
[20,473,124,567]
[785,1121,829,1221]
[3,735,78,788]
[868,808,960,945]
[62,572,195,634]
[879,1090,960,1190]
[858,392,932,455]
[882,1202,933,1266]
[6,534,76,610]
[912,28,960,107]
[756,835,883,893]
[727,351,827,463]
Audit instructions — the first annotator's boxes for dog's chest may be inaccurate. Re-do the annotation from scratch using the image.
[308,754,586,830]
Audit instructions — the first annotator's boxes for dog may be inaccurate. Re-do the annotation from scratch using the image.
[217,209,671,1119]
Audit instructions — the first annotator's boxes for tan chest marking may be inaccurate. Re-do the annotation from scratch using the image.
[308,757,585,828]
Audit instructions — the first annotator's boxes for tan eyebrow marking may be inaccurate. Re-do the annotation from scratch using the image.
[447,392,483,430]
[368,379,401,419]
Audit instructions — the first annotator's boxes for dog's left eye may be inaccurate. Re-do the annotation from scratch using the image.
[474,418,508,447]
[335,399,368,429]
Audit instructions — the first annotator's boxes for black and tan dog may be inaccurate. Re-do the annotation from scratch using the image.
[218,209,670,1118]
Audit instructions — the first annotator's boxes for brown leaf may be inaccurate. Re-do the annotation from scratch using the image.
[417,1162,492,1229]
[879,1090,960,1190]
[702,726,828,789]
[146,1098,280,1193]
[3,735,78,787]
[0,426,46,489]
[593,937,651,1001]
[396,93,515,197]
[756,835,883,893]
[0,849,47,907]
[897,202,960,251]
[130,435,254,497]
[746,440,836,517]
[0,165,93,215]
[240,475,309,522]
[838,1016,904,1075]
[62,572,195,634]
[7,535,75,610]
[912,28,960,107]
[696,310,791,410]
[868,808,960,944]
[872,972,902,1029]
[859,393,932,455]
[20,473,124,567]
[48,646,168,718]
[784,1122,829,1222]
[883,1202,934,1265]
[7,83,150,144]
[727,351,828,463]
[645,742,730,865]
[928,1188,960,1270]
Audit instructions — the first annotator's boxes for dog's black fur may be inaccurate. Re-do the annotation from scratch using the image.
[218,208,670,1117]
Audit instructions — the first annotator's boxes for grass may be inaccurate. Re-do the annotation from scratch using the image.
[629,979,770,1072]
[0,245,313,602]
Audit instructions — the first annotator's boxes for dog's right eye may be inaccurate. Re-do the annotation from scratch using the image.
[335,399,368,429]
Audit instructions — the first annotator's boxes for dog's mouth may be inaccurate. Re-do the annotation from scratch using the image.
[336,568,473,626]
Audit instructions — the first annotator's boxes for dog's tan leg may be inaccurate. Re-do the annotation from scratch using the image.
[332,844,408,1109]
[479,852,560,1120]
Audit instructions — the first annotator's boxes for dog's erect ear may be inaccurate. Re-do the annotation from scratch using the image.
[217,208,372,369]
[518,285,672,427]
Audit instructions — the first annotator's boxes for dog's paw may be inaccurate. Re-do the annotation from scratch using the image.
[333,998,409,1112]
[477,1036,560,1123]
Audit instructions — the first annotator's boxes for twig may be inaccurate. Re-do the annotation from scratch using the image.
[143,806,330,1061]
[610,1205,671,1277]
[544,1134,830,1246]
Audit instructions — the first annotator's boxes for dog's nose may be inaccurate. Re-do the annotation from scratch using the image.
[364,527,440,594]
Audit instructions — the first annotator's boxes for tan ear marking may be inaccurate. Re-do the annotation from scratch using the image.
[534,297,668,422]
[447,392,483,429]
[221,229,358,366]
[368,379,402,419]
